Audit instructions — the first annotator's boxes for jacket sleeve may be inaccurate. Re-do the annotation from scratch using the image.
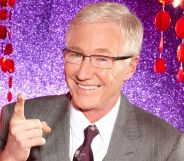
[0,106,11,151]
[167,133,184,161]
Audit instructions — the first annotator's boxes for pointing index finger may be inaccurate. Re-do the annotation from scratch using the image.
[12,93,25,120]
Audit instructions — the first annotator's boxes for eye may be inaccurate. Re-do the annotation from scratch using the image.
[68,51,82,58]
[94,56,109,62]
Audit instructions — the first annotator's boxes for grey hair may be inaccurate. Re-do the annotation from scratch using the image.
[66,2,143,56]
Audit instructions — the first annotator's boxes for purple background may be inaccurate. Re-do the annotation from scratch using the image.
[0,0,184,131]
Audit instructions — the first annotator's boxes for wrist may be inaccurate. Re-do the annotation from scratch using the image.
[0,150,19,161]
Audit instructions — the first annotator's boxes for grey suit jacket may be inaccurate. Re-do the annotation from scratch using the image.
[0,94,184,161]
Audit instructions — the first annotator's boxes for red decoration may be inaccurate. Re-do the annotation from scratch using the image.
[175,16,184,39]
[1,58,15,73]
[0,9,8,20]
[154,58,166,73]
[159,0,173,5]
[1,0,15,102]
[7,0,15,7]
[8,76,12,88]
[0,25,7,39]
[7,91,12,102]
[155,10,171,32]
[180,0,184,9]
[7,58,14,73]
[4,43,13,54]
[1,57,8,72]
[159,34,163,53]
[0,0,7,6]
[177,66,184,83]
[177,44,184,62]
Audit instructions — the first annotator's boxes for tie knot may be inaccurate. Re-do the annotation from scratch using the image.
[84,125,99,145]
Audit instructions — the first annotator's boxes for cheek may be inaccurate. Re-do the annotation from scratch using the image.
[111,68,123,79]
[64,64,77,78]
[96,70,113,84]
[110,66,128,85]
[97,69,121,87]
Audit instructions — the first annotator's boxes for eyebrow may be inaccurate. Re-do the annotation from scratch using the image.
[66,46,82,52]
[66,47,112,55]
[94,48,112,55]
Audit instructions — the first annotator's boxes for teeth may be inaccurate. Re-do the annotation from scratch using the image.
[78,84,99,90]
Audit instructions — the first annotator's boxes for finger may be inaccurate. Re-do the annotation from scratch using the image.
[14,129,43,142]
[10,119,43,134]
[19,137,46,149]
[42,121,51,134]
[12,93,25,120]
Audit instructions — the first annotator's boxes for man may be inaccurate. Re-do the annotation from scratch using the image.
[0,2,183,161]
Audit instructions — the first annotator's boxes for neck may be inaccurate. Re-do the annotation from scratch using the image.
[79,95,120,123]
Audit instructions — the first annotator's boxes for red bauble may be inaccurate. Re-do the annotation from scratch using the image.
[8,76,12,88]
[7,0,15,7]
[158,0,174,4]
[0,9,8,20]
[177,67,184,83]
[154,58,166,73]
[7,58,14,73]
[0,0,7,6]
[1,57,8,72]
[7,91,12,102]
[1,58,15,73]
[175,16,184,39]
[5,43,13,55]
[0,25,7,40]
[177,44,184,62]
[155,10,171,32]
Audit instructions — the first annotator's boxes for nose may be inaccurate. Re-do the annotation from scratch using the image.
[76,57,94,81]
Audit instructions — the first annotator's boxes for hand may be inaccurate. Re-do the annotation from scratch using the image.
[1,93,51,161]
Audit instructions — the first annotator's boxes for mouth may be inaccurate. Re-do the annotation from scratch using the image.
[77,83,101,90]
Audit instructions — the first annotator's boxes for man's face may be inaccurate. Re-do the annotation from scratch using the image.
[65,22,138,118]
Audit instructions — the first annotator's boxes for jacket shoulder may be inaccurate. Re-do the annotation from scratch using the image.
[133,105,181,135]
[3,94,70,119]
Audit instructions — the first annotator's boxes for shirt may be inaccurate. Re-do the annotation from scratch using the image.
[69,97,120,161]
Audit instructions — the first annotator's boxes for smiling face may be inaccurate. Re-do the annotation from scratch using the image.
[65,22,138,122]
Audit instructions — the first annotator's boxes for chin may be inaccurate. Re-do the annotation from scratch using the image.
[71,95,100,110]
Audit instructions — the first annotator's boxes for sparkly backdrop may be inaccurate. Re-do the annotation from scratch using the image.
[0,0,184,131]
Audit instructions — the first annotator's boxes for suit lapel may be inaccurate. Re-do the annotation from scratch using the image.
[103,95,143,161]
[40,95,70,161]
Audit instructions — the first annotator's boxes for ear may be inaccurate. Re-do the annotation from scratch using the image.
[123,56,139,81]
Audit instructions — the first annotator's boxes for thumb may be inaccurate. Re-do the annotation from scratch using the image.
[12,93,25,120]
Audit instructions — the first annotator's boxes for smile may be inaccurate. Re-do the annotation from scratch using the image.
[77,83,100,90]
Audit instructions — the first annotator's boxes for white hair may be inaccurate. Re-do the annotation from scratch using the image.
[66,2,144,56]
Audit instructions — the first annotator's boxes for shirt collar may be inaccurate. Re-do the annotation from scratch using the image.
[70,96,120,142]
[70,105,90,140]
[95,97,120,143]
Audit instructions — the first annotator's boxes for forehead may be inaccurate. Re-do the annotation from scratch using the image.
[66,22,123,55]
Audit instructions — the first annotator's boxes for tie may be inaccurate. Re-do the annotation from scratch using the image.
[73,125,99,161]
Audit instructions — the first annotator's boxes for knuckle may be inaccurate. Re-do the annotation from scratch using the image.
[15,135,21,142]
[9,125,17,136]
[35,129,43,137]
[39,137,45,145]
[19,141,27,149]
[38,129,43,136]
[34,137,45,145]
[34,119,42,127]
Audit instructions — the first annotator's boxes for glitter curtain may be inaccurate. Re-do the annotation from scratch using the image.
[0,0,184,131]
